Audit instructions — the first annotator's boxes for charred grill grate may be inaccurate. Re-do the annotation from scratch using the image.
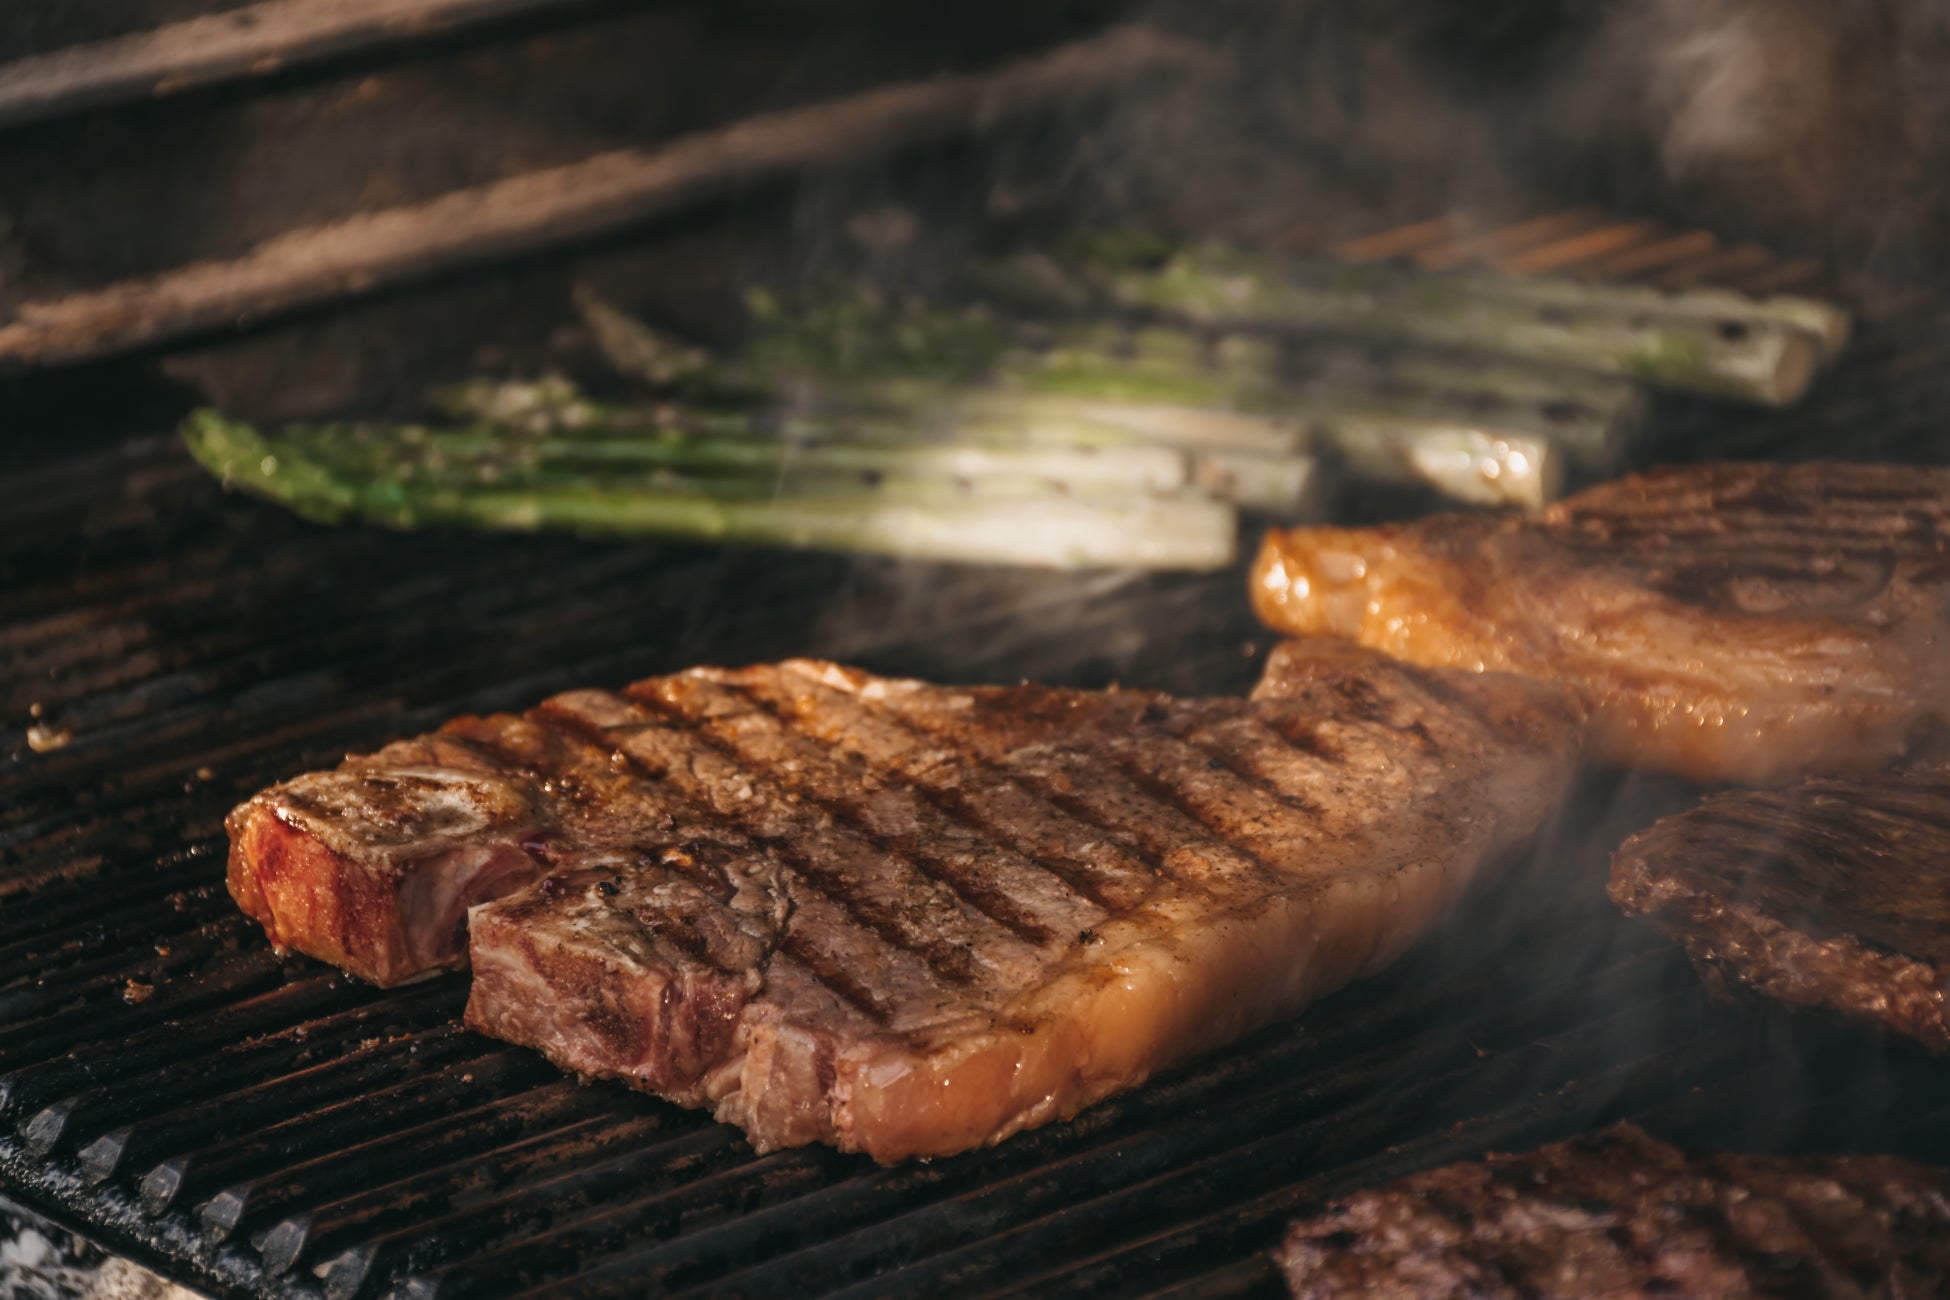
[6,39,1950,1286]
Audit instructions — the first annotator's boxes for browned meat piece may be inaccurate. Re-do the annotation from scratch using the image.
[1276,1124,1950,1299]
[459,642,1579,1162]
[225,728,558,986]
[1251,462,1950,785]
[1611,763,1950,1051]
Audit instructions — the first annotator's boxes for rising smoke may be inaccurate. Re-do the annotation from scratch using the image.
[1546,0,1947,268]
[1051,0,1950,281]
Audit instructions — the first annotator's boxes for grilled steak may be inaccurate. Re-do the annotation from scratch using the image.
[1612,763,1950,1051]
[448,642,1579,1162]
[1251,462,1950,785]
[1275,1123,1950,1299]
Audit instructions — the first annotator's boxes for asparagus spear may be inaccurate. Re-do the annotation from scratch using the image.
[873,324,1580,504]
[572,281,1012,410]
[1279,340,1647,467]
[425,373,608,434]
[181,411,1240,570]
[574,288,1607,501]
[1319,421,1562,510]
[386,399,1195,496]
[575,283,1640,453]
[422,377,1319,510]
[999,322,1637,472]
[1489,277,1849,362]
[982,237,1827,406]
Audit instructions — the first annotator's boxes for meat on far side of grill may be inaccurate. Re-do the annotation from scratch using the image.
[1251,462,1950,785]
[1276,1123,1950,1299]
[1611,761,1950,1052]
[459,642,1580,1161]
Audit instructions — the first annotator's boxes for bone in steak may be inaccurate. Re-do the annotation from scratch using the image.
[1612,762,1950,1051]
[1251,462,1950,785]
[456,642,1578,1160]
[1275,1123,1950,1299]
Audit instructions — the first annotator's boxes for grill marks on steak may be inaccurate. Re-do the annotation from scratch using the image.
[1550,465,1950,611]
[223,644,1577,1159]
[1275,1124,1950,1299]
[1611,763,1950,1051]
[718,668,1166,913]
[626,673,1091,949]
[459,643,1579,1161]
[1251,462,1950,785]
[536,687,1043,1003]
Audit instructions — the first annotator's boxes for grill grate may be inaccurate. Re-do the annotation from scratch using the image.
[7,203,1950,1300]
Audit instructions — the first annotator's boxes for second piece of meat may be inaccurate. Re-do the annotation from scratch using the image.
[1277,1123,1950,1298]
[1612,760,1950,1051]
[1251,461,1950,784]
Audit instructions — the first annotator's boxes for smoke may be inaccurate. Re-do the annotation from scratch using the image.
[1541,0,1948,273]
[1028,0,1950,283]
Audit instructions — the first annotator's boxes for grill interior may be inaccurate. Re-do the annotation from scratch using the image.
[7,210,1950,1299]
[9,9,1950,1296]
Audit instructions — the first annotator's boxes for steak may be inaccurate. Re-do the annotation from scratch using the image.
[226,643,1576,1159]
[1251,462,1950,785]
[1275,1123,1950,1299]
[234,638,1577,1163]
[459,644,1578,1160]
[1611,762,1950,1051]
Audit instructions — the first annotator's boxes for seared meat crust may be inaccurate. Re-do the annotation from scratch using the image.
[1277,1124,1950,1299]
[224,730,551,987]
[226,644,1576,1160]
[1252,462,1950,784]
[226,641,1578,1160]
[1611,763,1950,1051]
[461,643,1578,1161]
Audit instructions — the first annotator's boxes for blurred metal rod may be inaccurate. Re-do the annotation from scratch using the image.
[0,24,1218,372]
[0,0,595,130]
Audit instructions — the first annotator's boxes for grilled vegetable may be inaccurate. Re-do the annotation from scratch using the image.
[981,234,1834,406]
[427,377,1320,512]
[576,288,1590,506]
[191,230,1839,565]
[181,409,1240,570]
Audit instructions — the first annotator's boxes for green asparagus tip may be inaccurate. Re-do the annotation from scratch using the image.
[179,409,357,523]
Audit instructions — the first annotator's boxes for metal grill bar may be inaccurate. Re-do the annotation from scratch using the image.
[138,1048,560,1215]
[1408,210,1607,270]
[199,1080,624,1241]
[13,979,450,1155]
